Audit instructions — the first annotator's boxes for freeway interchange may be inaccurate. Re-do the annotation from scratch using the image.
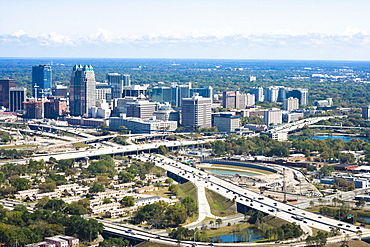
[120,153,370,246]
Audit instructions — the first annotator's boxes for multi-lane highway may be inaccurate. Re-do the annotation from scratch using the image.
[127,153,370,246]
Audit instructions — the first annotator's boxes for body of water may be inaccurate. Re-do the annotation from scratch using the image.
[211,229,263,242]
[203,168,258,176]
[359,217,370,222]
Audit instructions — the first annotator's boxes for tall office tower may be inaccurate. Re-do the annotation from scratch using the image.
[287,88,308,106]
[0,79,16,109]
[32,65,52,97]
[283,97,299,111]
[264,86,280,102]
[222,91,239,108]
[362,106,370,120]
[264,108,282,126]
[171,83,191,107]
[190,86,213,103]
[9,87,26,112]
[250,87,264,102]
[223,91,255,109]
[70,65,97,117]
[239,93,255,108]
[107,73,131,99]
[151,87,172,104]
[277,87,287,102]
[181,94,212,130]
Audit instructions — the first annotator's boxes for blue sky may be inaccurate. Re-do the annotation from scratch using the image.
[1,0,370,60]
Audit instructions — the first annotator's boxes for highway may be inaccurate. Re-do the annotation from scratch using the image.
[128,153,370,246]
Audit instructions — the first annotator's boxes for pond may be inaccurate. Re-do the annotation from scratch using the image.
[203,168,258,176]
[211,229,263,242]
[359,217,370,222]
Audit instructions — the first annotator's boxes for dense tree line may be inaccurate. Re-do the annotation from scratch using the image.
[133,197,197,228]
[0,204,103,246]
[211,134,370,163]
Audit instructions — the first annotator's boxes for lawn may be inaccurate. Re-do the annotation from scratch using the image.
[205,188,237,217]
[0,144,37,150]
[205,164,274,175]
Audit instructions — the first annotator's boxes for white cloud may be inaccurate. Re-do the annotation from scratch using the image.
[1,29,370,59]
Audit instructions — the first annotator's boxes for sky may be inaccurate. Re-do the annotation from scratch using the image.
[1,0,370,60]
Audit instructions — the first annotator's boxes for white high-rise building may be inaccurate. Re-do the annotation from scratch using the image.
[181,94,212,130]
[283,97,299,111]
[264,108,282,126]
[250,87,264,102]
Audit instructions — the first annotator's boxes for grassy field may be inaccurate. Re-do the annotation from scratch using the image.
[203,222,256,238]
[0,144,37,150]
[204,164,274,175]
[72,142,89,149]
[325,240,370,247]
[205,188,236,217]
[134,241,176,247]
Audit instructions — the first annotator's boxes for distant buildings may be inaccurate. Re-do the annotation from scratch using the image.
[122,84,148,98]
[181,94,212,130]
[250,87,264,102]
[109,116,177,134]
[287,88,308,106]
[0,79,16,109]
[32,65,52,97]
[315,98,333,107]
[222,90,255,109]
[362,106,370,120]
[264,108,282,126]
[69,65,97,117]
[9,87,26,112]
[212,112,240,132]
[107,73,130,98]
[283,97,299,111]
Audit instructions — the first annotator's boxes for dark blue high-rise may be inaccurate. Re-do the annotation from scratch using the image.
[32,65,52,98]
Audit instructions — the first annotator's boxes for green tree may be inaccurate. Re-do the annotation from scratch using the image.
[11,178,31,191]
[319,165,334,177]
[120,196,135,207]
[215,218,223,228]
[89,183,105,193]
[99,237,130,247]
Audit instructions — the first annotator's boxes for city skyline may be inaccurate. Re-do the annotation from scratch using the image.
[1,0,370,60]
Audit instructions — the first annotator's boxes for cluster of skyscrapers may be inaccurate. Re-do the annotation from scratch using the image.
[0,64,315,134]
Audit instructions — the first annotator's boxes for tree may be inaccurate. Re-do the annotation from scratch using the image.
[39,182,56,193]
[165,178,174,185]
[120,196,135,207]
[99,237,130,247]
[103,198,111,204]
[215,218,223,228]
[89,183,105,193]
[356,230,362,240]
[309,200,315,207]
[118,172,134,183]
[355,198,365,209]
[11,178,31,191]
[158,145,168,154]
[319,165,334,177]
